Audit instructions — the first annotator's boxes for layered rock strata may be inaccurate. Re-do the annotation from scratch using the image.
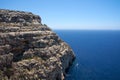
[0,9,75,80]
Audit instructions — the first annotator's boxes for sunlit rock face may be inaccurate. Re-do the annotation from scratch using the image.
[0,9,75,80]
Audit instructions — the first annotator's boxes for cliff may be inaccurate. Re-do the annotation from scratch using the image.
[0,9,75,80]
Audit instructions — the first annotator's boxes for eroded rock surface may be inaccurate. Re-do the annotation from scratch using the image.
[0,9,75,80]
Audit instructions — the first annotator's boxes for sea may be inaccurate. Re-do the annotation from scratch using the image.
[54,30,120,80]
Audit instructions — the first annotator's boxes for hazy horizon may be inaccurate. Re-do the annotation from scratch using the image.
[0,0,120,30]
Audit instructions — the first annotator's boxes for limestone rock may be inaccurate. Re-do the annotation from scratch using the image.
[0,9,75,80]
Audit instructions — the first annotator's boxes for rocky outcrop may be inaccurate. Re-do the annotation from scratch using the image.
[0,9,75,80]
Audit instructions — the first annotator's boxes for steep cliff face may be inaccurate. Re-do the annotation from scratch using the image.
[0,9,75,80]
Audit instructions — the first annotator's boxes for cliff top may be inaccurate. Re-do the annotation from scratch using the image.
[0,9,41,24]
[0,9,51,33]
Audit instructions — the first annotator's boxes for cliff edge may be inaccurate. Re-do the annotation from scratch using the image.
[0,9,75,80]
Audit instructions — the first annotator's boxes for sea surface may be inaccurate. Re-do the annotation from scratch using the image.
[54,30,120,80]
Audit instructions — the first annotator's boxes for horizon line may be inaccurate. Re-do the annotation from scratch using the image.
[52,29,120,31]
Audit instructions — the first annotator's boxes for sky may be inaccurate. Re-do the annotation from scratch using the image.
[0,0,120,30]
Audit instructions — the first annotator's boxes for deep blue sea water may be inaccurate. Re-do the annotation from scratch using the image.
[54,30,120,80]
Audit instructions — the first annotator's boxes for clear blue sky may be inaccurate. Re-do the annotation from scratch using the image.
[0,0,120,30]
